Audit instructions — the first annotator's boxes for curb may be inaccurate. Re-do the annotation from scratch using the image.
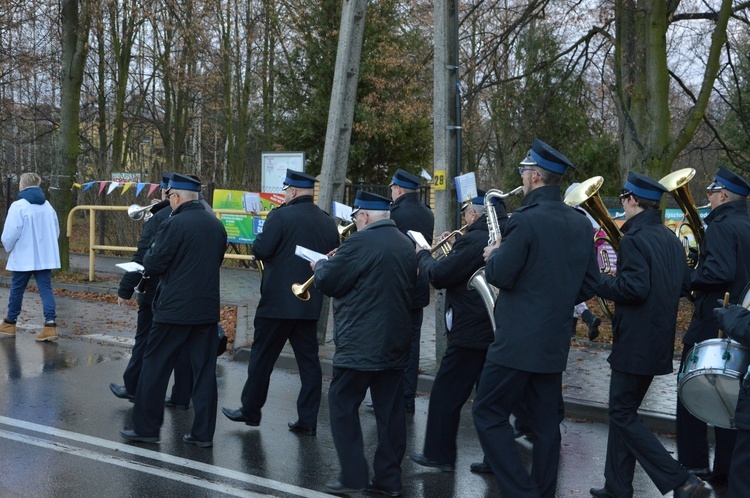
[233,347,678,435]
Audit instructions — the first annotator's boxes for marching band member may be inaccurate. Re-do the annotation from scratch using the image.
[314,191,416,496]
[590,172,701,498]
[389,168,434,413]
[712,303,750,498]
[223,169,339,435]
[677,167,750,483]
[110,173,192,410]
[121,174,227,447]
[410,191,501,472]
[472,139,600,497]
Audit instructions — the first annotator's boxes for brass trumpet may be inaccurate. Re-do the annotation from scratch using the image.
[430,225,468,259]
[338,221,356,241]
[127,203,156,221]
[292,276,314,301]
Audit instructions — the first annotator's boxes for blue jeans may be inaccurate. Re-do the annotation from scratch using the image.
[7,270,56,323]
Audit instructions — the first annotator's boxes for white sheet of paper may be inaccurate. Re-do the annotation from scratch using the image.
[116,262,145,273]
[295,245,329,263]
[332,201,353,221]
[243,192,261,212]
[454,172,477,203]
[407,230,430,250]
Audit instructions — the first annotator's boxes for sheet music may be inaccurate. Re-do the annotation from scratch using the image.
[295,245,329,263]
[454,172,477,203]
[332,201,353,221]
[407,230,430,250]
[116,262,145,273]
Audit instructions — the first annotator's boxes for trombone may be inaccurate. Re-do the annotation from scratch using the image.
[127,203,156,221]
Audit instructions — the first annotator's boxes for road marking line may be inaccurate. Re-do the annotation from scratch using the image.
[0,416,333,498]
[0,429,262,497]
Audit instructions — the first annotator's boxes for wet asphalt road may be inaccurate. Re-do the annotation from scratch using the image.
[0,288,728,497]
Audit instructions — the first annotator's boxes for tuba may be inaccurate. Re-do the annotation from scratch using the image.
[467,187,523,329]
[564,176,623,321]
[659,168,706,267]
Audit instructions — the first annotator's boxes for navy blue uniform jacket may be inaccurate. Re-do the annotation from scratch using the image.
[144,200,227,325]
[314,219,417,370]
[484,185,600,373]
[417,215,494,350]
[684,200,750,346]
[390,192,434,309]
[253,196,339,320]
[598,209,690,376]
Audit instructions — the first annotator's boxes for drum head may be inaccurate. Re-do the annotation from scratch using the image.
[679,371,739,429]
[741,280,750,309]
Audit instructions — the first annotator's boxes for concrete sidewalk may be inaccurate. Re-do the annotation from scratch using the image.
[2,251,680,433]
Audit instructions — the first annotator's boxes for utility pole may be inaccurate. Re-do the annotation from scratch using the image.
[433,0,460,363]
[316,0,368,344]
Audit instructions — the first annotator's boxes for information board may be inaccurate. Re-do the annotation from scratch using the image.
[261,152,305,193]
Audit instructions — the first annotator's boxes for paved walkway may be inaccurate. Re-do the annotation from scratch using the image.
[2,251,681,432]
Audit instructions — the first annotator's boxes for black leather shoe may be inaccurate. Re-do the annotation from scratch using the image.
[221,407,260,426]
[513,427,534,441]
[685,467,712,479]
[288,420,316,436]
[410,453,454,471]
[182,434,212,448]
[120,429,159,444]
[325,480,364,495]
[588,316,601,341]
[110,383,134,401]
[165,397,189,410]
[673,475,709,498]
[589,486,616,498]
[365,483,403,496]
[469,461,493,474]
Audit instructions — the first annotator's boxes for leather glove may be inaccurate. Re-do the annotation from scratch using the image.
[714,300,744,340]
[713,306,729,332]
[686,247,699,268]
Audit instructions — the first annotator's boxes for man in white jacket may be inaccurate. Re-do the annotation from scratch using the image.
[0,172,60,341]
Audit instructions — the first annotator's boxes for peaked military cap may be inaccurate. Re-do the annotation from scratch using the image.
[708,166,750,196]
[160,173,173,190]
[283,169,317,189]
[622,171,667,201]
[389,168,421,190]
[463,189,504,210]
[520,138,575,175]
[168,173,201,192]
[352,190,391,212]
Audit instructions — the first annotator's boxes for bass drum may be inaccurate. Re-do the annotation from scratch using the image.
[678,338,750,429]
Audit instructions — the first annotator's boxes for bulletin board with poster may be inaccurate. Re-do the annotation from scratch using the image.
[213,189,284,244]
[262,152,305,193]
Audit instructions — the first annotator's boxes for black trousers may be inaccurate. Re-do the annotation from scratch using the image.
[676,347,737,475]
[132,323,218,442]
[329,367,406,492]
[472,362,562,498]
[728,428,750,498]
[403,308,424,405]
[122,288,192,404]
[422,346,487,464]
[604,370,688,496]
[240,317,321,428]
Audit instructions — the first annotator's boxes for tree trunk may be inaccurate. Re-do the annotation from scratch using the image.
[56,0,90,271]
